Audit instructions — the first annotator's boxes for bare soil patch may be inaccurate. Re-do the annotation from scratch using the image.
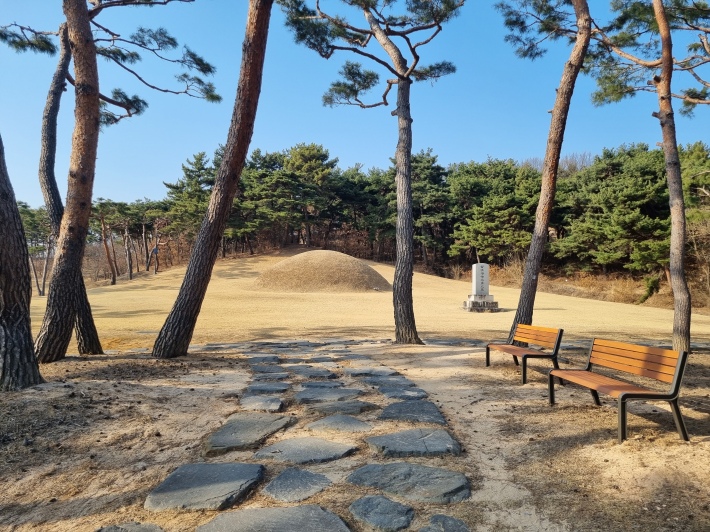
[3,248,710,531]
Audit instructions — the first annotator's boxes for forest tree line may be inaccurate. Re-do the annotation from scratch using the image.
[17,140,710,302]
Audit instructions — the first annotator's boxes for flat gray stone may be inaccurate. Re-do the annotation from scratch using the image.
[419,514,470,532]
[306,414,372,433]
[96,524,162,532]
[308,400,379,415]
[295,387,363,404]
[379,387,428,400]
[263,467,331,502]
[144,463,264,512]
[204,413,293,456]
[247,355,280,364]
[290,366,337,379]
[309,356,335,363]
[344,367,398,377]
[347,462,470,503]
[254,436,357,464]
[363,375,416,388]
[252,372,290,381]
[349,495,414,531]
[299,381,345,388]
[250,364,285,373]
[196,505,350,532]
[239,395,283,412]
[245,382,290,395]
[379,401,447,425]
[366,428,461,457]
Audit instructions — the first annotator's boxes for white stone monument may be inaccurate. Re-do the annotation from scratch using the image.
[463,263,500,312]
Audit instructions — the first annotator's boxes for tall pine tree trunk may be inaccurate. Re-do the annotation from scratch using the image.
[652,0,691,352]
[153,0,273,358]
[392,78,422,344]
[508,0,591,342]
[37,21,103,354]
[0,133,44,390]
[36,0,101,363]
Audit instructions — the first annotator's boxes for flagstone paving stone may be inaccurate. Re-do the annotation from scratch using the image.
[239,395,283,412]
[246,355,280,364]
[349,495,414,531]
[255,436,357,464]
[362,375,417,388]
[96,523,163,532]
[249,364,285,373]
[245,382,290,395]
[308,400,380,415]
[262,467,332,502]
[419,514,471,532]
[306,414,372,433]
[251,372,290,381]
[294,387,364,404]
[365,428,461,457]
[196,505,350,532]
[347,462,470,504]
[144,463,264,512]
[378,400,447,425]
[298,380,345,388]
[344,367,398,377]
[379,386,429,400]
[203,412,293,456]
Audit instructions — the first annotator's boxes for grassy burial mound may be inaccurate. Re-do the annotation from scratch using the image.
[253,250,392,293]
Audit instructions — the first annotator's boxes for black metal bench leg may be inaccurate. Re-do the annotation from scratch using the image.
[485,346,491,367]
[618,399,628,443]
[590,390,601,406]
[551,357,564,385]
[521,356,528,384]
[669,399,690,441]
[512,355,519,366]
[548,372,556,405]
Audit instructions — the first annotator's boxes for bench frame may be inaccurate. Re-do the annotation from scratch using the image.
[548,338,689,442]
[486,324,564,384]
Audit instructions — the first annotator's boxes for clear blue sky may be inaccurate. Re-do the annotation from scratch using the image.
[1,1,708,208]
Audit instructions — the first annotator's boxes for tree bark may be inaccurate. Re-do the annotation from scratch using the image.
[362,8,422,344]
[37,21,103,354]
[392,78,422,344]
[508,0,591,343]
[152,0,273,358]
[101,215,117,285]
[36,0,101,363]
[0,133,44,390]
[652,0,691,352]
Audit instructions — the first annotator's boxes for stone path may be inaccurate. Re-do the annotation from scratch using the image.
[106,340,473,531]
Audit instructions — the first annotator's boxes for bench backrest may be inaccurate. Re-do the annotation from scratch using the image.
[589,338,686,384]
[513,324,563,351]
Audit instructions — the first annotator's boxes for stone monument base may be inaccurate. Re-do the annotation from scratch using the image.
[463,294,501,313]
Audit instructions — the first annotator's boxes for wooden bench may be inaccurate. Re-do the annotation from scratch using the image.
[548,338,690,442]
[486,324,564,384]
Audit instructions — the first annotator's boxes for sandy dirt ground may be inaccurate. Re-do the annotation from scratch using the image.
[2,248,709,531]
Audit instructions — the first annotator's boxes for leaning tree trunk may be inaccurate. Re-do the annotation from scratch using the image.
[0,133,44,390]
[36,0,101,363]
[37,21,103,354]
[653,0,691,352]
[507,0,591,343]
[152,0,273,358]
[392,78,422,344]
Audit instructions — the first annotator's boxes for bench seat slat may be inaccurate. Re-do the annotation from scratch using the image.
[548,369,658,398]
[488,344,549,357]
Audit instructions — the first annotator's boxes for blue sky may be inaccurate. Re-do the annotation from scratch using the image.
[1,1,708,208]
